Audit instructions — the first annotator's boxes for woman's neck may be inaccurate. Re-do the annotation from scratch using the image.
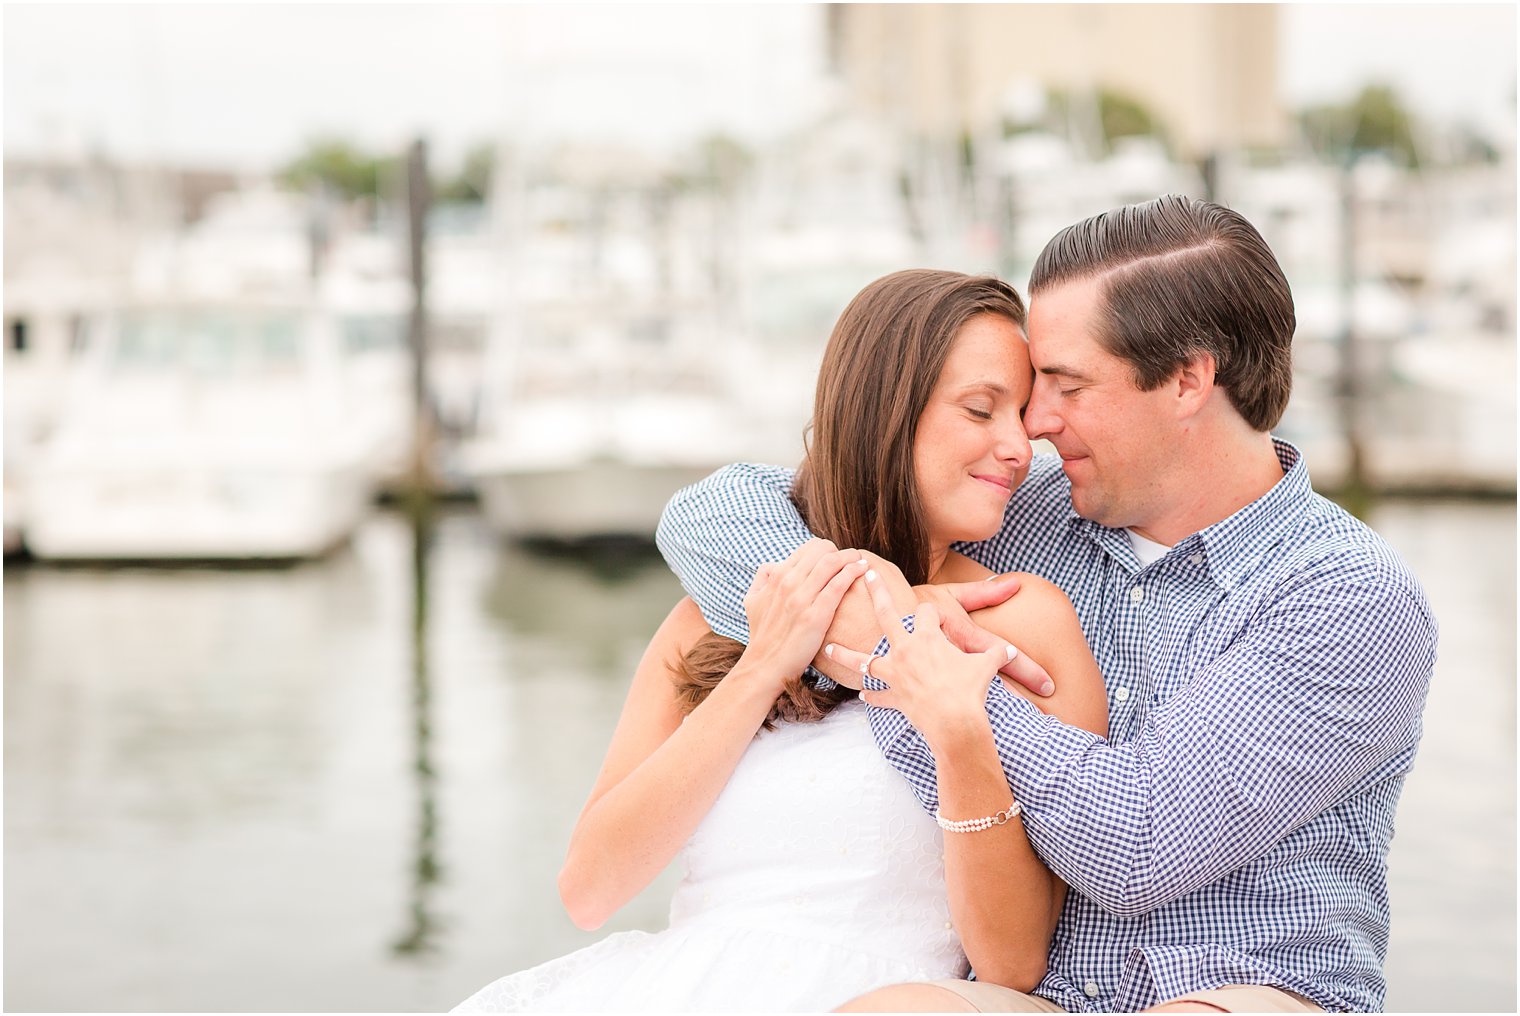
[926,545,950,584]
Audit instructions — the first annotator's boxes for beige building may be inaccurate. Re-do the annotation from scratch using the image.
[827,4,1285,158]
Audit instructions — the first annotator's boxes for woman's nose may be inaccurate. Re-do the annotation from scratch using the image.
[998,414,1033,467]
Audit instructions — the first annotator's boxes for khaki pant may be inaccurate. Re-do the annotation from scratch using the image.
[925,979,1323,1013]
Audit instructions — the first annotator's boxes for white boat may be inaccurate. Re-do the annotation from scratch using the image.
[461,277,780,541]
[465,390,754,542]
[24,298,376,561]
[462,139,800,543]
[3,274,118,556]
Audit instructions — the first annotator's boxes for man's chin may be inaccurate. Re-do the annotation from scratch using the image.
[1068,489,1110,526]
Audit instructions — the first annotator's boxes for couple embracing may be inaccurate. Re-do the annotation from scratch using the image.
[456,196,1436,1013]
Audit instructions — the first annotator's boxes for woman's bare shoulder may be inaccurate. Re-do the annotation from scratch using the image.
[667,595,708,630]
[936,554,1074,616]
[970,573,1082,646]
[655,596,717,656]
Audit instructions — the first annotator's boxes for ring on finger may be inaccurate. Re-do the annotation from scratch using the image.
[860,654,879,679]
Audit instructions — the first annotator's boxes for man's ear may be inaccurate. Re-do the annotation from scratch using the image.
[1174,350,1217,418]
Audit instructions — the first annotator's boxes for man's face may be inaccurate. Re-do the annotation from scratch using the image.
[1023,277,1181,533]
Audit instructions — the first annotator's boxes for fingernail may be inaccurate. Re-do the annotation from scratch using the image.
[1040,681,1054,696]
[824,643,835,658]
[865,569,878,583]
[1005,644,1017,661]
[985,574,1000,582]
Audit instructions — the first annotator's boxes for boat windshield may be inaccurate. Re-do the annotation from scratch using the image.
[113,311,305,377]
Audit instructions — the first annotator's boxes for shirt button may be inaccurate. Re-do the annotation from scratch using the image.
[1129,586,1145,603]
[1083,981,1100,998]
[1114,686,1130,702]
[1189,552,1204,565]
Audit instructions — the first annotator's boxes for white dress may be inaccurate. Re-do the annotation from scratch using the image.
[453,698,968,1012]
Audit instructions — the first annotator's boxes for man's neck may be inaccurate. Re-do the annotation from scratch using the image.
[1133,431,1285,546]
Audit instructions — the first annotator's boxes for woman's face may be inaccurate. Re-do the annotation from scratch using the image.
[913,312,1034,549]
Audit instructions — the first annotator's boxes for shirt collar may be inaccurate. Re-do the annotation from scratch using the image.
[1067,439,1313,588]
[1194,439,1311,588]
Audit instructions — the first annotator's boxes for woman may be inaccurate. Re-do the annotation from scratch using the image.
[454,270,1108,1012]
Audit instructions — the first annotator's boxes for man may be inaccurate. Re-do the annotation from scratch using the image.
[655,195,1435,1012]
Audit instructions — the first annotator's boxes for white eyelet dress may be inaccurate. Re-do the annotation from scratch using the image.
[452,698,968,1012]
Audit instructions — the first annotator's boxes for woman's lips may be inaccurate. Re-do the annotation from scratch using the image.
[973,473,1013,494]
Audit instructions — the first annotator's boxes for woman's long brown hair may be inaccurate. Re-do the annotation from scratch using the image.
[672,270,1027,730]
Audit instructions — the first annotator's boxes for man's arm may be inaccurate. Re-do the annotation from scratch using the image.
[655,464,811,643]
[656,465,1042,691]
[867,559,1437,917]
[656,464,918,688]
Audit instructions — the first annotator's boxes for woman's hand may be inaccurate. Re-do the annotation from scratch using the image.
[826,569,1014,752]
[737,539,870,691]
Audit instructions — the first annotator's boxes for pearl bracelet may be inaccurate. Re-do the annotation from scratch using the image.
[934,801,1022,833]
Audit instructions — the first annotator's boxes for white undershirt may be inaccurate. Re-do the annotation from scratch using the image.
[1127,528,1172,567]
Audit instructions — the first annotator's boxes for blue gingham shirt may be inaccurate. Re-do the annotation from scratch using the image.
[656,441,1436,1012]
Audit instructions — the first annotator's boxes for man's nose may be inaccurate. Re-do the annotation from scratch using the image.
[1023,383,1060,441]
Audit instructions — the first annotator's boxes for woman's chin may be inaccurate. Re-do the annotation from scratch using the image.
[937,521,1005,548]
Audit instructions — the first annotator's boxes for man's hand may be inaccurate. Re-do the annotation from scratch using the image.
[915,577,1055,698]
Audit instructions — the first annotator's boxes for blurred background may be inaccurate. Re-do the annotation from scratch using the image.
[3,4,1513,1011]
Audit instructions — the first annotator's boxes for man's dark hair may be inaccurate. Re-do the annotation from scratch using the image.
[1028,194,1295,431]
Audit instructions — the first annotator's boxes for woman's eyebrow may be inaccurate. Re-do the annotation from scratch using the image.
[954,380,1010,395]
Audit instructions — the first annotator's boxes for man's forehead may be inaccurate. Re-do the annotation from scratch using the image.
[1027,289,1098,353]
[1026,284,1123,378]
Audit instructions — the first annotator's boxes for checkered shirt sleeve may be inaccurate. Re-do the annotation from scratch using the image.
[655,463,810,642]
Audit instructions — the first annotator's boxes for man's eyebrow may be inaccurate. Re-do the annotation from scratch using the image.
[1038,363,1092,381]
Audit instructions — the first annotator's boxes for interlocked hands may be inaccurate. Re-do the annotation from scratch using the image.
[825,570,1020,750]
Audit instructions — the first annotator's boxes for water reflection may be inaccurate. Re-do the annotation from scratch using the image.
[483,538,685,673]
[3,502,1511,1012]
[392,495,442,957]
[4,547,373,834]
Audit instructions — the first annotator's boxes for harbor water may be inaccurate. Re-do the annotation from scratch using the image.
[4,497,1514,1012]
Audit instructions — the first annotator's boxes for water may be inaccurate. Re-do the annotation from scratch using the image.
[4,499,1513,1012]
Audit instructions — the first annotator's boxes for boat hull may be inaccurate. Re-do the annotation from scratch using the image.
[24,465,370,562]
[473,461,719,543]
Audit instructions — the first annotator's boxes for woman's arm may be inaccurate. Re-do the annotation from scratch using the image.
[934,567,1107,988]
[558,542,868,930]
[835,567,1106,990]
